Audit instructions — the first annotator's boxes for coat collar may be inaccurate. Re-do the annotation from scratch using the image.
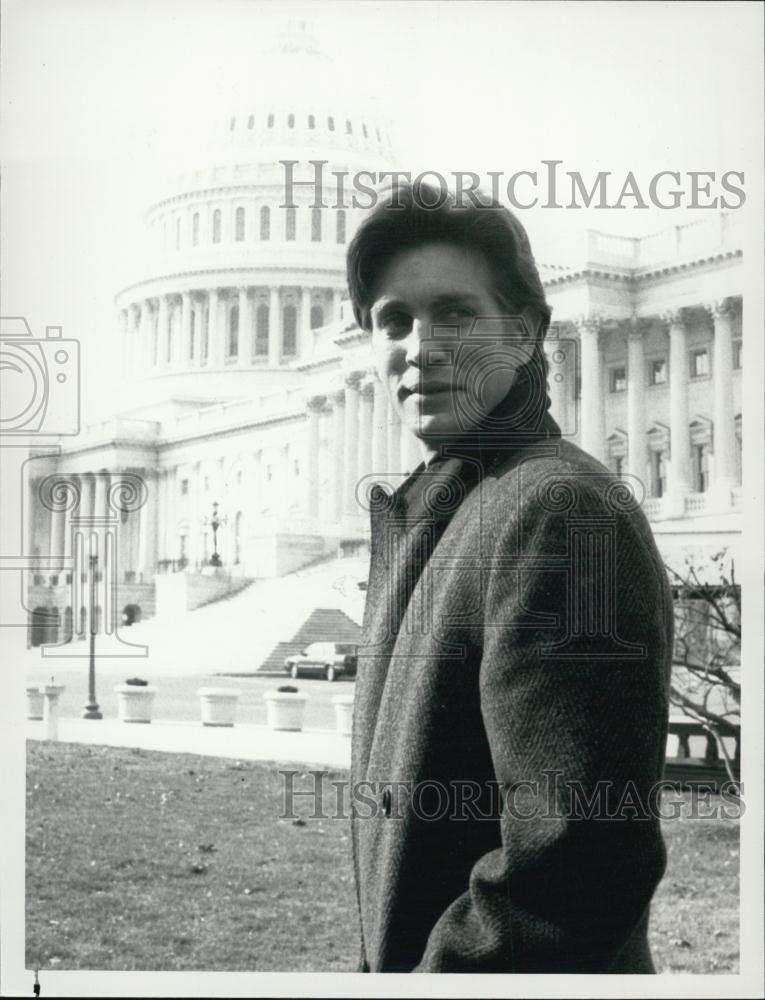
[373,370,561,530]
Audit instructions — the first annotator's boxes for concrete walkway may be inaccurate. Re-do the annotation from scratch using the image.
[27,716,351,769]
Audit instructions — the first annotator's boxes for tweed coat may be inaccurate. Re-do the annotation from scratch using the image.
[350,386,674,974]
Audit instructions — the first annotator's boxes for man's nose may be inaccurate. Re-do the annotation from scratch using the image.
[403,318,430,368]
[405,319,456,369]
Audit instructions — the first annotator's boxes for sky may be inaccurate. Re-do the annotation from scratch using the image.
[1,0,760,419]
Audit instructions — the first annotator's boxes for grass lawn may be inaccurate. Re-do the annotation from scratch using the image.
[26,741,739,973]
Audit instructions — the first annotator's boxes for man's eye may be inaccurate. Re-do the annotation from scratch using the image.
[381,313,410,334]
[439,307,474,322]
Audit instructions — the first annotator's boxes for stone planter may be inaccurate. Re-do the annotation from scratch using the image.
[115,683,156,723]
[39,683,66,740]
[27,685,44,721]
[264,690,308,732]
[197,687,240,727]
[332,695,354,737]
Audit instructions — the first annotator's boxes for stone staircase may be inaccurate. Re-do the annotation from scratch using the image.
[119,553,368,676]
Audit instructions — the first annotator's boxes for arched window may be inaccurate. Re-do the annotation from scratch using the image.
[362,123,368,138]
[247,114,254,129]
[234,511,242,564]
[310,304,324,330]
[267,113,274,128]
[235,206,245,241]
[287,113,295,128]
[176,217,181,250]
[286,207,296,241]
[346,119,352,134]
[255,304,269,357]
[311,207,322,242]
[308,114,315,129]
[229,116,236,131]
[260,205,270,240]
[228,304,239,358]
[189,309,196,360]
[336,209,346,243]
[282,304,297,355]
[328,116,335,131]
[192,212,200,246]
[376,127,381,142]
[212,209,222,243]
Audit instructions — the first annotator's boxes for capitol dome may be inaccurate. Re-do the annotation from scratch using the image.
[114,18,396,412]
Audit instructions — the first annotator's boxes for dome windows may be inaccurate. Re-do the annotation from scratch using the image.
[328,116,335,131]
[282,304,297,355]
[192,212,200,247]
[247,114,254,129]
[287,113,295,128]
[308,114,315,129]
[311,207,322,242]
[310,304,324,330]
[345,119,352,134]
[267,113,275,128]
[235,206,245,242]
[212,209,222,244]
[260,205,271,240]
[362,123,368,138]
[230,117,236,131]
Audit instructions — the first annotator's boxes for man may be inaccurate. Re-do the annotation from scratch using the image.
[345,180,674,974]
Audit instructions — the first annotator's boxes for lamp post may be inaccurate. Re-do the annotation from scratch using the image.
[82,553,102,719]
[204,501,227,568]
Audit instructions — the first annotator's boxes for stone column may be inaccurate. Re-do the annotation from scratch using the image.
[166,466,178,564]
[157,294,169,366]
[371,377,389,477]
[191,298,202,367]
[332,289,343,323]
[544,338,568,430]
[238,287,251,367]
[708,299,737,508]
[666,309,691,515]
[577,317,605,463]
[387,401,401,474]
[180,291,192,368]
[357,378,375,481]
[139,301,151,372]
[268,287,280,366]
[208,288,219,367]
[343,372,362,518]
[626,318,647,484]
[330,388,346,522]
[137,469,157,582]
[127,304,139,379]
[300,286,311,358]
[49,500,65,577]
[306,395,326,522]
[189,462,201,571]
[156,470,166,563]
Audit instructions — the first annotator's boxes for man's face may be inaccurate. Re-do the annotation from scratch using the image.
[369,241,535,455]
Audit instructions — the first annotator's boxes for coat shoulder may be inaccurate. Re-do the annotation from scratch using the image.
[476,437,658,549]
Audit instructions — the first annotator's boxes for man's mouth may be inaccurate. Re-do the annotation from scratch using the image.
[400,381,453,398]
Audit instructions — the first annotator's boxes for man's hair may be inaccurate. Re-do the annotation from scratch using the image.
[346,179,552,337]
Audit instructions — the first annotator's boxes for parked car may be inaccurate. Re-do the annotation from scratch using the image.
[284,642,358,681]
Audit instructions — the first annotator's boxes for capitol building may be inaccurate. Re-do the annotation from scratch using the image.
[25,22,744,643]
